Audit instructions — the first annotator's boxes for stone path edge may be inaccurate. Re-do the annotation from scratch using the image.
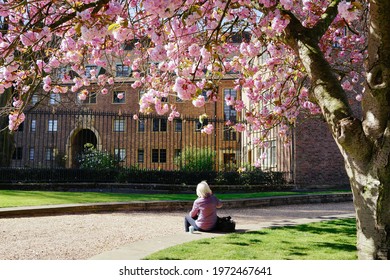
[0,193,352,218]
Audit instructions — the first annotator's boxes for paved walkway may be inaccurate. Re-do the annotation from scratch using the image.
[0,193,355,260]
[89,201,355,260]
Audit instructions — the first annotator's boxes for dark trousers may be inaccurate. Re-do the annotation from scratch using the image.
[184,215,201,232]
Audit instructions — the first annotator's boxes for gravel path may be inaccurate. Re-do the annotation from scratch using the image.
[0,202,355,260]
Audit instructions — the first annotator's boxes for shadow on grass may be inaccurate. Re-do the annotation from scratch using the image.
[316,242,356,252]
[290,219,356,237]
[145,218,357,260]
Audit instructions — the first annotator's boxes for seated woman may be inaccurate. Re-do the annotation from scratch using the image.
[184,180,223,232]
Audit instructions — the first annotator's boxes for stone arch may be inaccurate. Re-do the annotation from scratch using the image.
[66,126,101,168]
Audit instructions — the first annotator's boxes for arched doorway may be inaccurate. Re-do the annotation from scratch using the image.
[70,129,98,168]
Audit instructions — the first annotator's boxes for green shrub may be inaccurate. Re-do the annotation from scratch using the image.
[174,147,216,171]
[78,143,118,170]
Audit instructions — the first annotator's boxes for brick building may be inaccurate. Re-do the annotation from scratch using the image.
[12,76,245,172]
[8,38,350,186]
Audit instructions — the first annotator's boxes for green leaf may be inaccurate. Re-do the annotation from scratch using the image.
[108,23,121,32]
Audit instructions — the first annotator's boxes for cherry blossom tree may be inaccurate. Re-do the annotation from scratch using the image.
[0,0,389,259]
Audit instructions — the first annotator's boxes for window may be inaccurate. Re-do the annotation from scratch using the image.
[79,92,96,104]
[175,119,182,132]
[152,149,167,163]
[29,147,35,160]
[223,88,237,122]
[31,95,38,105]
[85,65,97,78]
[49,93,61,105]
[116,64,130,77]
[224,126,237,141]
[138,149,144,163]
[114,148,126,162]
[56,67,69,79]
[113,119,125,132]
[45,148,56,161]
[261,140,277,169]
[31,120,36,132]
[12,147,23,160]
[138,118,145,132]
[48,120,58,132]
[113,91,125,104]
[223,153,236,170]
[195,119,208,132]
[153,118,167,132]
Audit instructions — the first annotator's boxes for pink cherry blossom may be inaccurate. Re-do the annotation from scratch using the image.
[338,1,360,22]
[192,95,206,107]
[201,124,214,135]
[188,44,201,57]
[173,77,196,101]
[342,80,354,91]
[234,123,246,132]
[8,111,25,131]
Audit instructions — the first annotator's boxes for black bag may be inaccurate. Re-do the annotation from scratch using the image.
[216,216,236,232]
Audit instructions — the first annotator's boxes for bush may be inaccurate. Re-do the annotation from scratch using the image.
[115,168,217,185]
[174,147,216,171]
[78,143,118,170]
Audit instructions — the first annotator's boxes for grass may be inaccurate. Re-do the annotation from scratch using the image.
[0,190,350,208]
[145,218,357,260]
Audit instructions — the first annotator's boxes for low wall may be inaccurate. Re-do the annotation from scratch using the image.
[0,193,353,218]
[0,182,350,193]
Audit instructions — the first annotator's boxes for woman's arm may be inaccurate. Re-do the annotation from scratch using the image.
[189,200,200,217]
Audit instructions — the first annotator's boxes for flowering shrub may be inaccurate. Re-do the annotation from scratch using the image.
[78,143,118,170]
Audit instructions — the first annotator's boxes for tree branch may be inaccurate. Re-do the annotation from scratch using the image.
[283,1,373,163]
[311,0,342,40]
[48,0,110,30]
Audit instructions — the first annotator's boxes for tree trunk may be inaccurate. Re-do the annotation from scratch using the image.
[0,89,15,167]
[343,134,390,260]
[348,0,390,260]
[284,0,390,259]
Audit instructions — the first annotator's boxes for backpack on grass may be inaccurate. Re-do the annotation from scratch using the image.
[216,216,236,232]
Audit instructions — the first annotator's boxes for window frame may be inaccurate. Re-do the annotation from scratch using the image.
[152,118,167,132]
[48,120,58,132]
[114,148,126,162]
[49,93,61,105]
[223,88,237,122]
[113,91,126,104]
[152,148,167,163]
[116,64,130,77]
[137,149,144,163]
[113,118,126,132]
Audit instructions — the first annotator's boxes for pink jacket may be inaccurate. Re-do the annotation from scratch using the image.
[189,195,222,231]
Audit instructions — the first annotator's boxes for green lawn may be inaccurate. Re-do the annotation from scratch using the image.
[145,218,357,260]
[0,190,350,208]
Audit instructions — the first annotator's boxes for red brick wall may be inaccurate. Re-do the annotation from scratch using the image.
[293,117,349,186]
